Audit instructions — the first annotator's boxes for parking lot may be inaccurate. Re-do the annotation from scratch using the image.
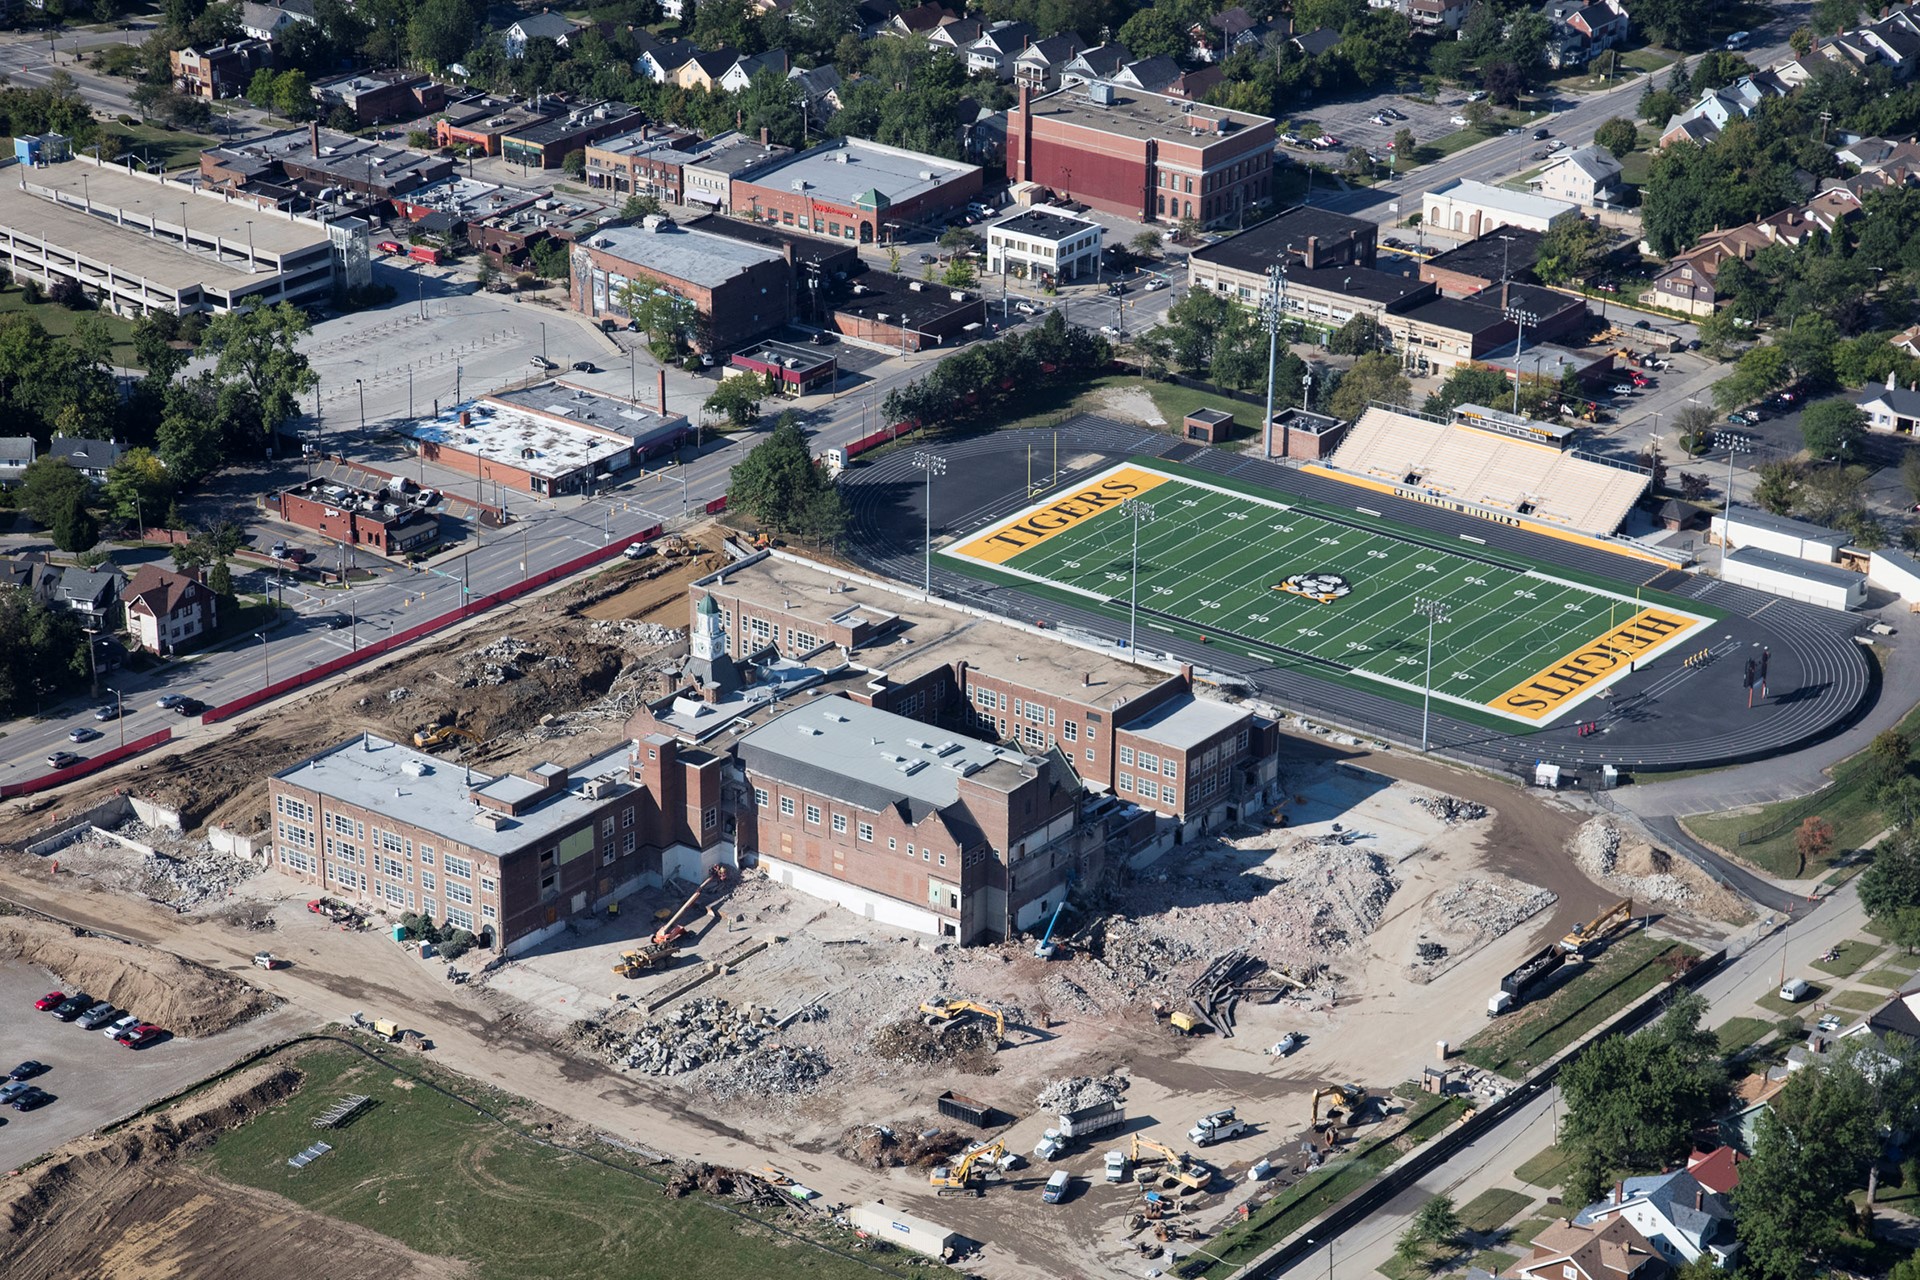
[1280,87,1485,166]
[0,959,309,1170]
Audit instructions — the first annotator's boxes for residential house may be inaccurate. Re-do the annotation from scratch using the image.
[635,37,699,83]
[1529,144,1624,206]
[123,565,219,656]
[1507,1216,1672,1280]
[1685,1148,1746,1196]
[1573,1171,1740,1268]
[1652,189,1860,315]
[1410,0,1471,33]
[1893,323,1920,359]
[885,1,959,37]
[718,50,790,93]
[503,11,584,59]
[1541,0,1630,69]
[0,436,33,483]
[926,18,983,54]
[240,0,316,41]
[1858,376,1920,434]
[1291,27,1343,58]
[49,436,125,481]
[52,567,124,629]
[853,0,895,33]
[788,64,844,114]
[1013,34,1090,91]
[1112,55,1185,94]
[1659,76,1784,147]
[1059,42,1132,88]
[675,48,742,92]
[171,40,274,101]
[1851,6,1920,79]
[967,21,1037,80]
[1190,8,1254,61]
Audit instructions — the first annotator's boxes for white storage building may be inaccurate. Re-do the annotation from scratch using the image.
[1710,509,1849,564]
[1722,547,1865,611]
[847,1203,960,1260]
[1870,547,1920,604]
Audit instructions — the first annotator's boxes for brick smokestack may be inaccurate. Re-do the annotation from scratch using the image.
[310,121,320,156]
[1016,83,1032,183]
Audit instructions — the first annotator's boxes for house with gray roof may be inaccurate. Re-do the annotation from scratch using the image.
[0,436,33,483]
[1529,144,1624,206]
[1573,1170,1739,1267]
[49,436,125,480]
[1858,371,1920,434]
[503,10,584,58]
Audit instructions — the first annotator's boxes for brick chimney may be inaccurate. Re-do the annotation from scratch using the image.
[1695,1188,1704,1211]
[310,120,320,157]
[1613,1181,1624,1205]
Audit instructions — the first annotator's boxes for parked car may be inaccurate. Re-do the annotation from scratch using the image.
[104,1014,139,1040]
[32,993,63,1011]
[1725,411,1755,426]
[0,1081,29,1105]
[1278,132,1302,146]
[269,541,290,559]
[528,356,556,370]
[377,240,403,254]
[11,1087,50,1111]
[45,751,83,770]
[1043,1171,1073,1203]
[76,1002,119,1029]
[1383,107,1406,120]
[1466,89,1488,101]
[68,727,100,743]
[1610,383,1637,396]
[1452,115,1470,126]
[571,361,598,373]
[51,992,94,1020]
[1780,977,1812,1001]
[8,1060,48,1079]
[623,542,656,560]
[1632,319,1651,329]
[116,1023,164,1048]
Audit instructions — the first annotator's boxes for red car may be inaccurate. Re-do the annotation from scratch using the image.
[33,991,63,1011]
[116,1023,163,1048]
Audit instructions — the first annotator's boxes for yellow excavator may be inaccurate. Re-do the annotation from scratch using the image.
[1559,897,1634,955]
[928,1140,1006,1195]
[413,725,482,749]
[1129,1136,1213,1192]
[1310,1085,1367,1129]
[918,998,1008,1045]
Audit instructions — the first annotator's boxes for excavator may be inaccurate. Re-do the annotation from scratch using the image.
[928,1140,1006,1195]
[1128,1136,1213,1192]
[918,998,1008,1045]
[413,725,482,749]
[652,866,729,946]
[1559,897,1634,956]
[1310,1084,1367,1130]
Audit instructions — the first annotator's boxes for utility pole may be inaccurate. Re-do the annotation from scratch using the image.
[1413,597,1450,752]
[913,451,946,596]
[1127,500,1158,656]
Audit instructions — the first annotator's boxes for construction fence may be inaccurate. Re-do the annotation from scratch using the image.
[0,729,173,801]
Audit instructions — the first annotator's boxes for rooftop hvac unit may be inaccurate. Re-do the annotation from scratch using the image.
[918,169,934,179]
[830,153,848,164]
[1089,81,1116,105]
[909,281,924,291]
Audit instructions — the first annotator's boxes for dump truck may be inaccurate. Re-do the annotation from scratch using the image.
[1187,1107,1247,1147]
[1488,944,1567,1016]
[611,939,680,978]
[1058,1099,1127,1144]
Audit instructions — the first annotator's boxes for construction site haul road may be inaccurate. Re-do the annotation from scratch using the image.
[0,524,1749,1280]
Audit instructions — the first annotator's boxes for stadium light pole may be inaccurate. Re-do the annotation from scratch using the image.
[1258,261,1287,459]
[1413,597,1449,752]
[1713,429,1753,570]
[913,451,946,596]
[1504,306,1539,414]
[1127,500,1158,656]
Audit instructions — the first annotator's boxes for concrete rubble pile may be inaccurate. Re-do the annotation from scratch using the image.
[137,845,261,910]
[1036,1073,1127,1112]
[603,996,831,1095]
[588,619,685,648]
[1410,793,1489,824]
[1432,875,1556,936]
[1573,818,1695,907]
[702,1044,831,1100]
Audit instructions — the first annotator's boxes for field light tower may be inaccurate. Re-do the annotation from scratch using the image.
[1127,500,1158,657]
[913,451,946,595]
[1413,597,1450,752]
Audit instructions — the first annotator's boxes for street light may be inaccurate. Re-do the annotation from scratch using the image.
[254,631,270,690]
[105,686,125,750]
[1413,597,1450,752]
[540,321,547,363]
[912,451,946,595]
[1713,428,1754,568]
[1127,500,1157,656]
[245,218,255,273]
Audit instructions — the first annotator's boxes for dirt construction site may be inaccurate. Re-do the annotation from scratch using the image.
[0,522,1752,1280]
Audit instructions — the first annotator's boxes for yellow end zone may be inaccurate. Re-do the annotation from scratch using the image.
[1491,607,1702,721]
[950,465,1172,565]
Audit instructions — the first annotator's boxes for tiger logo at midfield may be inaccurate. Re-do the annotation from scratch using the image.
[1272,572,1354,603]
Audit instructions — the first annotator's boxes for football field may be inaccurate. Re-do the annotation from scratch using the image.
[942,461,1711,725]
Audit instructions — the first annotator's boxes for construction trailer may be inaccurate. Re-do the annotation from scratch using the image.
[848,1203,961,1260]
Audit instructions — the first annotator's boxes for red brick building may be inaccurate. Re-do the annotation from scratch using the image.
[1007,82,1275,227]
[730,136,983,245]
[570,216,793,351]
[273,478,441,558]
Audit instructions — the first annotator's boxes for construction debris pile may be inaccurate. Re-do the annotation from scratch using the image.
[137,846,260,910]
[1037,1073,1128,1112]
[1407,875,1556,983]
[588,619,684,648]
[464,636,542,687]
[592,997,831,1096]
[871,1016,1000,1067]
[57,825,259,912]
[1574,819,1696,907]
[840,1123,969,1170]
[661,1162,791,1207]
[1410,794,1489,824]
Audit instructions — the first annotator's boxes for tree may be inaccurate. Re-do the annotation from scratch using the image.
[1393,127,1417,161]
[622,284,696,360]
[942,258,977,289]
[1674,402,1718,454]
[561,149,586,179]
[940,227,983,255]
[1801,400,1867,461]
[18,456,92,532]
[155,373,229,485]
[1327,315,1382,356]
[1733,1053,1882,1280]
[1594,117,1638,158]
[1117,5,1186,59]
[530,238,569,280]
[1130,230,1163,258]
[203,302,316,446]
[1410,1195,1460,1246]
[1329,353,1411,418]
[1753,461,1801,515]
[703,376,764,431]
[1463,99,1494,131]
[100,446,171,525]
[1869,729,1914,800]
[1795,815,1835,877]
[271,69,314,122]
[621,194,663,222]
[1559,990,1723,1179]
[1862,832,1920,921]
[131,311,190,385]
[726,414,846,540]
[1424,366,1513,418]
[1531,217,1604,286]
[1343,145,1371,176]
[409,0,479,68]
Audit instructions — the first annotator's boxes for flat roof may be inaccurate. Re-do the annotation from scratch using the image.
[274,734,635,859]
[683,212,856,265]
[1192,206,1374,275]
[1726,546,1864,589]
[1422,225,1544,280]
[582,220,783,289]
[687,136,792,177]
[1401,296,1507,334]
[487,381,687,443]
[1023,83,1272,144]
[836,271,981,327]
[1121,693,1246,750]
[1283,265,1433,306]
[988,206,1101,242]
[510,103,641,146]
[1720,507,1850,543]
[1427,178,1575,223]
[736,137,979,208]
[396,175,547,219]
[439,97,553,130]
[408,389,635,479]
[739,696,1042,812]
[209,126,451,188]
[731,338,836,376]
[0,162,333,293]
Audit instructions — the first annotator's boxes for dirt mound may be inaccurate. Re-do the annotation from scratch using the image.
[1573,818,1750,924]
[0,914,279,1036]
[839,1123,969,1169]
[869,1017,1000,1072]
[0,1058,468,1280]
[1036,1073,1128,1112]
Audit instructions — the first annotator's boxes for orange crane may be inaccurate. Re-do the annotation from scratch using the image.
[653,866,729,946]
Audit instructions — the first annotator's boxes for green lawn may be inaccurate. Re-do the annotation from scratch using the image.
[1618,151,1652,188]
[1619,47,1676,73]
[1508,1216,1556,1247]
[1813,941,1885,978]
[101,121,215,170]
[1856,966,1915,991]
[1470,1249,1523,1273]
[1514,1145,1574,1189]
[1458,1188,1534,1235]
[1715,1016,1772,1056]
[0,285,141,367]
[1830,988,1889,1013]
[1459,935,1696,1077]
[1185,1097,1467,1280]
[1755,985,1825,1016]
[198,1045,895,1280]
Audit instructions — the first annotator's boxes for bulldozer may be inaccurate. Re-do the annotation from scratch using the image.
[918,998,1008,1045]
[1310,1084,1367,1130]
[413,724,482,750]
[1559,897,1633,955]
[653,867,729,946]
[1128,1136,1213,1192]
[928,1140,1006,1195]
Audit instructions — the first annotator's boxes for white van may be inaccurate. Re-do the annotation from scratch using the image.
[1725,30,1751,49]
[1043,1170,1071,1203]
[1779,977,1812,1002]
